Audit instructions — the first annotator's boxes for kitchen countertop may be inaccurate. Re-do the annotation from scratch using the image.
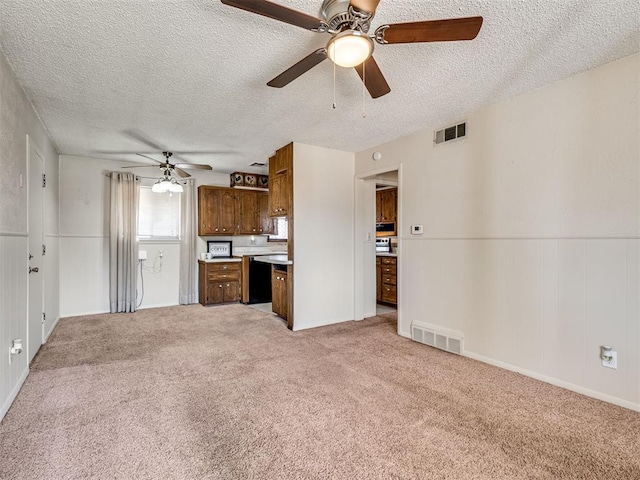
[253,254,293,265]
[232,251,288,257]
[376,252,397,257]
[198,257,242,263]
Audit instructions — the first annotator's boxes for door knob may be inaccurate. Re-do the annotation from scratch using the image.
[29,267,39,274]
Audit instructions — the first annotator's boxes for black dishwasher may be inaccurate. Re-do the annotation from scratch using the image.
[248,257,272,304]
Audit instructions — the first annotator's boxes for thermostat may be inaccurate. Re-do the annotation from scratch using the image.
[411,225,423,235]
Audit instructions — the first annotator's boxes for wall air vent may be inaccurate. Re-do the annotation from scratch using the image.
[434,122,467,146]
[411,322,464,355]
[249,162,266,167]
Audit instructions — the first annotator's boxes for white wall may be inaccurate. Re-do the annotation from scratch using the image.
[293,143,355,330]
[0,48,59,419]
[355,54,639,410]
[58,155,281,316]
[354,177,377,320]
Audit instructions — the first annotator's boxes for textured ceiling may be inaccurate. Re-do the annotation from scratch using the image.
[0,0,638,173]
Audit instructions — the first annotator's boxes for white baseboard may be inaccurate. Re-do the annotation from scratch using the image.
[60,309,109,318]
[1,367,29,421]
[43,315,61,343]
[138,302,179,310]
[463,350,640,412]
[292,316,356,331]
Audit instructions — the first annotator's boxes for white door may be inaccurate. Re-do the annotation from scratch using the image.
[28,141,44,363]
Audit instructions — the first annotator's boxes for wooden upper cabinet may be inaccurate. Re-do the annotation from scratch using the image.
[269,144,293,217]
[269,174,288,217]
[236,190,274,235]
[272,143,292,175]
[200,186,273,237]
[377,188,397,223]
[218,188,237,234]
[198,186,237,235]
[198,186,220,235]
[237,190,259,235]
[258,192,274,234]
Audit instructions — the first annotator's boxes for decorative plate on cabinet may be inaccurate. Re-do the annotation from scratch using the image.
[230,172,244,187]
[244,174,257,186]
[258,175,269,188]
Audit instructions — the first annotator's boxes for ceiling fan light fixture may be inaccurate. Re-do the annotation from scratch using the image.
[327,30,373,68]
[168,177,184,193]
[152,176,183,193]
[151,178,170,193]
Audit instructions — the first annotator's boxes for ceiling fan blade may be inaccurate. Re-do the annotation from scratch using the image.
[376,16,483,44]
[349,0,380,15]
[121,163,161,169]
[174,167,191,178]
[221,0,326,31]
[175,163,213,170]
[136,153,164,164]
[267,48,328,88]
[354,56,390,99]
[171,151,235,155]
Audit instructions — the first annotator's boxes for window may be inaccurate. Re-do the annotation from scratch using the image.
[138,186,180,240]
[269,217,288,241]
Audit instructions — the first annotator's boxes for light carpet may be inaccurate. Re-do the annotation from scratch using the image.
[1,304,638,479]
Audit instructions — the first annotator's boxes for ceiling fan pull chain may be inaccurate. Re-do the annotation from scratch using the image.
[362,60,366,118]
[332,44,337,109]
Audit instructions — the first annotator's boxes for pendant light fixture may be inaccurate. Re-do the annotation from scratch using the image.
[151,170,184,193]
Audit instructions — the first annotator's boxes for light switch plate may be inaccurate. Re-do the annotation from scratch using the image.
[411,225,424,235]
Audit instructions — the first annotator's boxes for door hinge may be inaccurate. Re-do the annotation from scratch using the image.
[42,312,46,324]
[42,174,46,188]
[42,244,46,256]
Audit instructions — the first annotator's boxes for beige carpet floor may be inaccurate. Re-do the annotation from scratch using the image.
[1,304,638,479]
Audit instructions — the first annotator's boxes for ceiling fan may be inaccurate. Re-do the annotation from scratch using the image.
[221,0,483,98]
[122,151,213,192]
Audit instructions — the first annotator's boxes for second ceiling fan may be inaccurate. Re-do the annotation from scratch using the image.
[221,0,483,98]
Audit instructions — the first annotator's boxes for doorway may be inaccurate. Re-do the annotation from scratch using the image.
[354,166,402,334]
[28,138,44,362]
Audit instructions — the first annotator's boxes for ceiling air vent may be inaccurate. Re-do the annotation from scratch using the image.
[249,162,266,167]
[434,122,467,146]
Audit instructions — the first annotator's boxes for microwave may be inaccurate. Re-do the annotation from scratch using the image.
[376,222,396,237]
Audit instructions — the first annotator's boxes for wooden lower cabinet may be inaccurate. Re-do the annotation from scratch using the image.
[199,260,241,306]
[272,266,288,321]
[376,256,397,305]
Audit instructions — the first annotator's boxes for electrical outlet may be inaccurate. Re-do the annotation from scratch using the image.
[139,250,147,260]
[602,351,617,369]
[159,250,163,258]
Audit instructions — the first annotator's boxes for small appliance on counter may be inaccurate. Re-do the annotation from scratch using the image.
[375,237,391,253]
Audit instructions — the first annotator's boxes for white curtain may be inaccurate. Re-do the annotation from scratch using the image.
[109,172,140,313]
[179,178,198,304]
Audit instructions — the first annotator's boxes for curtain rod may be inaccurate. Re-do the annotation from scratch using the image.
[103,172,191,183]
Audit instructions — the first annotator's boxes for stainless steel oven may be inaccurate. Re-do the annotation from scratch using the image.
[375,237,391,253]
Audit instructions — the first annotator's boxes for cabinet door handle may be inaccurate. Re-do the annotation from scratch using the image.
[222,265,227,269]
[219,285,223,288]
